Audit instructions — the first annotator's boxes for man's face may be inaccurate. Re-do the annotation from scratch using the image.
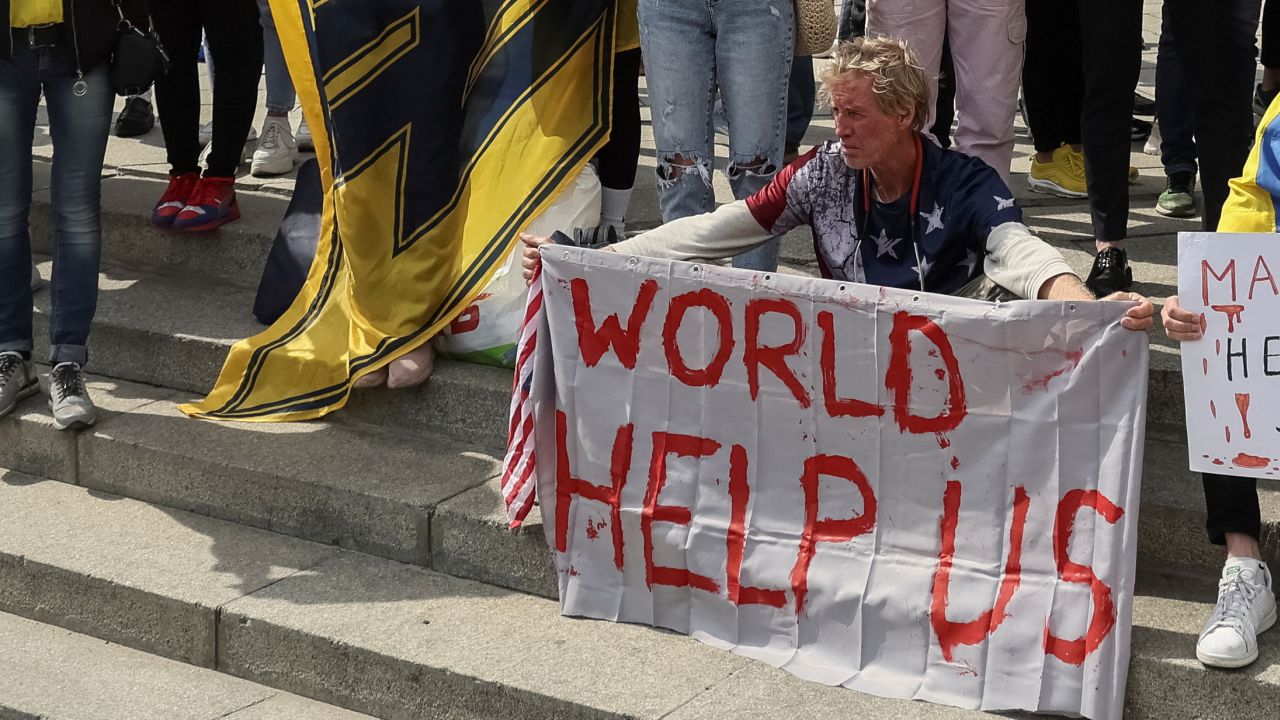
[830,75,914,170]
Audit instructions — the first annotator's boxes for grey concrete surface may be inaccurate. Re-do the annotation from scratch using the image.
[430,476,558,598]
[0,610,370,720]
[0,471,338,667]
[79,389,501,565]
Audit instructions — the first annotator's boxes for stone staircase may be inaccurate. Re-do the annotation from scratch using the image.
[3,163,1280,719]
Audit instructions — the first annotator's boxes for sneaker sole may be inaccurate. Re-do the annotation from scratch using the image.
[1027,177,1087,199]
[1154,203,1197,219]
[1195,605,1276,669]
[174,206,242,233]
[0,382,39,418]
[251,158,297,177]
[51,414,97,432]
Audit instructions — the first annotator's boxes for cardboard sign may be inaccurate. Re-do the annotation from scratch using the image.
[531,249,1148,719]
[1179,232,1280,478]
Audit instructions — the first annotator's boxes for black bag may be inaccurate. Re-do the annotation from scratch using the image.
[253,159,324,325]
[110,1,170,97]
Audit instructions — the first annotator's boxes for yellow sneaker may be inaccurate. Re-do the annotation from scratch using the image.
[1029,144,1088,198]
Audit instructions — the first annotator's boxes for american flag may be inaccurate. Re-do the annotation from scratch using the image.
[500,265,544,528]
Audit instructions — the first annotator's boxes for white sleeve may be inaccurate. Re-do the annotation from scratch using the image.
[983,222,1077,300]
[610,200,774,262]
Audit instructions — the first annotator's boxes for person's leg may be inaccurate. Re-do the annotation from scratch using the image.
[1076,0,1142,294]
[152,1,205,175]
[1204,474,1263,551]
[201,0,264,178]
[947,0,1026,182]
[595,48,643,235]
[638,0,718,223]
[931,37,956,149]
[1167,0,1261,233]
[1155,8,1198,180]
[42,57,114,369]
[785,55,816,162]
[0,46,42,363]
[1022,0,1083,157]
[866,0,946,140]
[1199,472,1274,669]
[1260,0,1280,99]
[717,0,793,272]
[838,0,866,41]
[258,0,295,118]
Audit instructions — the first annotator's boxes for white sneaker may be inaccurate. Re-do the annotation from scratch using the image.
[296,116,314,152]
[1143,120,1162,157]
[251,116,298,177]
[199,121,258,149]
[1197,557,1278,668]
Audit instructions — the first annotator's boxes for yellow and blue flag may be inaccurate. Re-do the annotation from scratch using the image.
[182,0,617,421]
[1220,95,1280,233]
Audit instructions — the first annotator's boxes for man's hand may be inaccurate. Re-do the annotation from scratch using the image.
[520,233,552,285]
[1099,291,1154,332]
[1160,295,1203,342]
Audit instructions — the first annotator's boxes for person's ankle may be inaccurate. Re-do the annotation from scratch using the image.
[1035,151,1054,164]
[1225,532,1264,562]
[1095,240,1125,253]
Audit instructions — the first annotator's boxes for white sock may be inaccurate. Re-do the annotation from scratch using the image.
[600,187,633,236]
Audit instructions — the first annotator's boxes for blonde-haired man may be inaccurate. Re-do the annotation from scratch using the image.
[521,38,1152,331]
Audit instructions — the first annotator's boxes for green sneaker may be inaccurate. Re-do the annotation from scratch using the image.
[1156,172,1197,218]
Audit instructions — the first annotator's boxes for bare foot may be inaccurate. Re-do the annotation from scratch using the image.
[387,342,435,389]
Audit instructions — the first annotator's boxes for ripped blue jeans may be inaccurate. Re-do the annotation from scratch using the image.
[639,0,793,271]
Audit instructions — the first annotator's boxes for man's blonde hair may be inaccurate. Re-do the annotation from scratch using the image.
[818,36,931,132]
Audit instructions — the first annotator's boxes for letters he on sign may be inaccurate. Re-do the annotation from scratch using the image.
[1179,232,1280,478]
[533,249,1147,720]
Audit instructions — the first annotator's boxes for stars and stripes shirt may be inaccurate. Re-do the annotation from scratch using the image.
[614,137,1073,300]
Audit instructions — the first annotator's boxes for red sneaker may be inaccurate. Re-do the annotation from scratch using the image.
[151,172,200,228]
[172,176,241,232]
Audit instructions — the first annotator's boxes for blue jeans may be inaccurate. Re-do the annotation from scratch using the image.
[638,0,793,271]
[1155,8,1198,178]
[0,44,112,366]
[258,0,295,114]
[786,56,816,154]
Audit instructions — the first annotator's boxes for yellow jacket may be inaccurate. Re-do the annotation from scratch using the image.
[11,0,63,28]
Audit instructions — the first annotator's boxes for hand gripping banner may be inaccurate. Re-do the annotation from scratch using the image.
[182,0,615,421]
[519,249,1149,719]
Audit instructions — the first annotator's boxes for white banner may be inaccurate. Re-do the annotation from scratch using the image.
[533,249,1148,719]
[1179,232,1280,479]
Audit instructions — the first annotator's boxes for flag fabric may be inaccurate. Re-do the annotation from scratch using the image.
[500,264,544,528]
[1220,93,1280,233]
[181,0,616,421]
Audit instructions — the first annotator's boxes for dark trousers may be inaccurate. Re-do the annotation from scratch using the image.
[785,55,815,155]
[1078,0,1143,242]
[152,0,263,178]
[1155,9,1198,178]
[1023,0,1084,154]
[1205,475,1262,545]
[932,38,955,149]
[1165,0,1260,233]
[597,48,642,191]
[1264,0,1280,69]
[838,0,865,41]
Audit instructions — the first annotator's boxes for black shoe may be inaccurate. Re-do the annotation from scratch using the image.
[1254,83,1278,119]
[114,96,155,138]
[1086,247,1134,297]
[1133,92,1156,116]
[571,224,620,249]
[1130,118,1152,143]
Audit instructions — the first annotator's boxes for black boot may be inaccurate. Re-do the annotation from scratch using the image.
[115,96,156,138]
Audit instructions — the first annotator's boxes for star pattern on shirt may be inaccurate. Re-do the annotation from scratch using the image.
[994,195,1016,211]
[874,228,903,259]
[919,203,945,234]
[960,249,980,277]
[912,253,934,280]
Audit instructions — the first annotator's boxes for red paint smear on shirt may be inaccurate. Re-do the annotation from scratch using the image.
[1232,453,1270,469]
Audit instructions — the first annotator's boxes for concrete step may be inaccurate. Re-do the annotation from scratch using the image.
[29,255,513,447]
[0,611,370,720]
[1,368,1258,600]
[1,471,1276,720]
[0,372,500,569]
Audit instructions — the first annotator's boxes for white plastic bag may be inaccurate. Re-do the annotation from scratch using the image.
[434,165,601,367]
